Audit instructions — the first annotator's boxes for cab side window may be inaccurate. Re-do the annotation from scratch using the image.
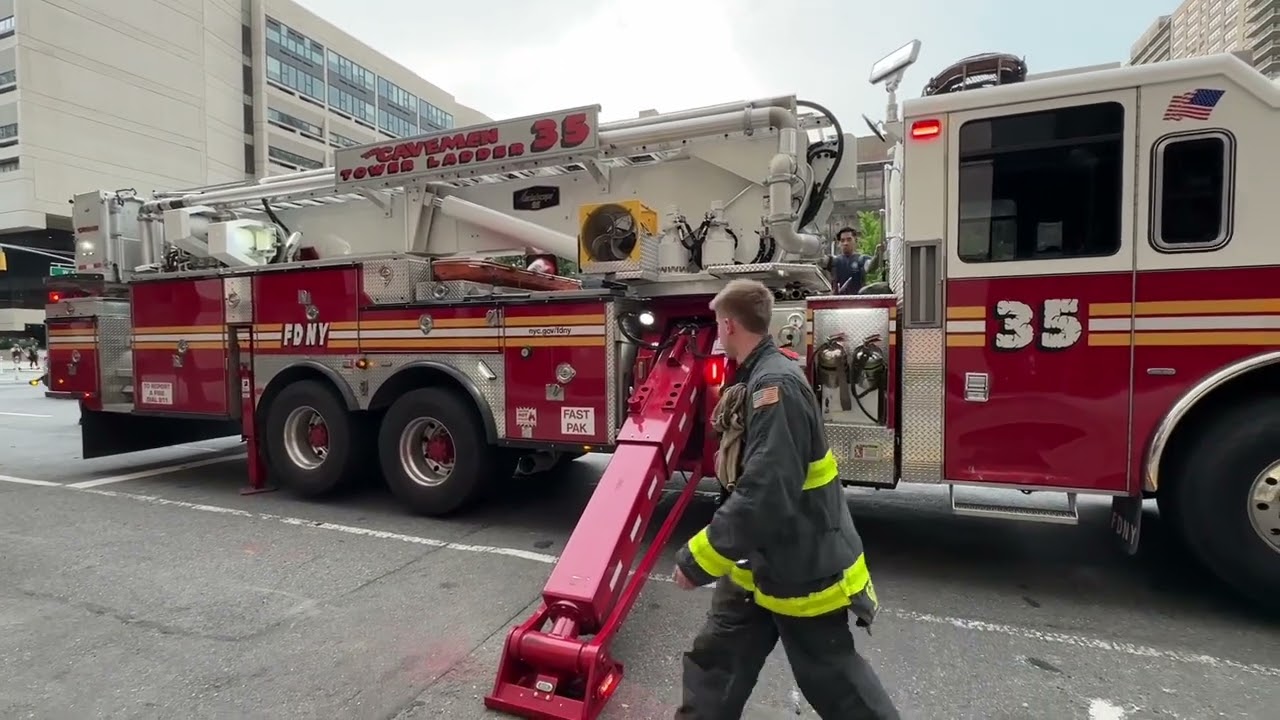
[1151,132,1233,251]
[957,102,1125,263]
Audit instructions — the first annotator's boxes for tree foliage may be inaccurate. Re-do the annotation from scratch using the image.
[856,210,885,283]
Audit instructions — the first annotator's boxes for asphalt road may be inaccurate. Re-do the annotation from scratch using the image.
[1,375,1277,719]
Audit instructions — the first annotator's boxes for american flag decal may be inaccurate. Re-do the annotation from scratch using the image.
[1163,88,1226,121]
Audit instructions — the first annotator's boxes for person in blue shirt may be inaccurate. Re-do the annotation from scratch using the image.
[829,227,884,295]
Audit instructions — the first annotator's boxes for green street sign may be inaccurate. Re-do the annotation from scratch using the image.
[49,265,74,277]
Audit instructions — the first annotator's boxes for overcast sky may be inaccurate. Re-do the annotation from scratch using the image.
[295,0,1175,127]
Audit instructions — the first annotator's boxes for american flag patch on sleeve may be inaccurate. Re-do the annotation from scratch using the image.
[752,385,780,408]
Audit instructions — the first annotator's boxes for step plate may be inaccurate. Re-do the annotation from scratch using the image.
[949,487,1079,525]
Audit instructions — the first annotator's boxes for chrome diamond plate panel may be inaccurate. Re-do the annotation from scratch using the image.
[223,275,253,324]
[362,354,505,436]
[252,353,505,438]
[252,355,355,408]
[414,279,502,303]
[46,297,130,319]
[900,327,944,483]
[605,302,619,443]
[362,257,433,305]
[828,423,895,487]
[96,314,134,406]
[812,306,890,426]
[888,233,905,296]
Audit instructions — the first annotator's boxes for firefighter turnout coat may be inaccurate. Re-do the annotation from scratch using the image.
[675,336,880,624]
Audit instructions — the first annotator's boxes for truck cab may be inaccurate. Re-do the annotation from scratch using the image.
[878,45,1280,609]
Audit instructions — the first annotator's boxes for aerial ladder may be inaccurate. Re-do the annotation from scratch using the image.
[485,320,722,719]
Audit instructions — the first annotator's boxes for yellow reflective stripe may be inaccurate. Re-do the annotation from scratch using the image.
[728,554,872,618]
[802,449,838,490]
[687,528,736,578]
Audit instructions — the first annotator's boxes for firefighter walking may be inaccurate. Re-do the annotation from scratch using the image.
[672,279,900,719]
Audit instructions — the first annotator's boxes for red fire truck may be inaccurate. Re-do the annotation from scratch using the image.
[46,40,1279,719]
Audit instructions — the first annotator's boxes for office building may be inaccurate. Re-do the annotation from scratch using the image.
[0,0,488,335]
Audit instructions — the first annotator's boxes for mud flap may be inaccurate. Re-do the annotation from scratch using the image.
[1110,494,1142,556]
[80,405,241,459]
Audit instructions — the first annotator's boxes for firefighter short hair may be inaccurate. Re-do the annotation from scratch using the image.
[710,279,773,335]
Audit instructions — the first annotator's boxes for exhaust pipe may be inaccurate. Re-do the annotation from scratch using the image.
[515,451,560,476]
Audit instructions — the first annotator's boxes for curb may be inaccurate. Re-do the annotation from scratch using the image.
[45,391,80,400]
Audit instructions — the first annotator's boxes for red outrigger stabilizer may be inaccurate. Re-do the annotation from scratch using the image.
[485,325,719,720]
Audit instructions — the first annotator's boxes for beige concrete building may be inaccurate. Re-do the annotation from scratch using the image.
[1130,0,1277,77]
[1132,15,1174,65]
[1245,0,1280,76]
[0,0,487,334]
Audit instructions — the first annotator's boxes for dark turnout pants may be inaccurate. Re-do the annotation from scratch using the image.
[677,578,900,720]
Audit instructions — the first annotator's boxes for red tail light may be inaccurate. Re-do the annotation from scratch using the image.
[48,291,62,303]
[910,119,942,139]
[703,355,726,386]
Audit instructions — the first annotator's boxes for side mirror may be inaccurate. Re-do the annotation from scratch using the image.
[870,40,922,86]
[861,114,886,143]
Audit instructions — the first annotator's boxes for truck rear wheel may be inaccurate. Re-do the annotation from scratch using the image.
[263,379,362,498]
[1170,395,1280,612]
[378,386,514,516]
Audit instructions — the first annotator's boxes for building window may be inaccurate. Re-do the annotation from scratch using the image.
[857,163,884,201]
[419,99,454,130]
[267,107,323,140]
[328,85,376,126]
[265,17,324,65]
[267,145,324,170]
[244,145,255,174]
[377,77,418,115]
[956,102,1124,263]
[266,56,324,102]
[0,159,19,173]
[330,132,361,149]
[327,51,375,92]
[379,111,415,138]
[0,122,17,142]
[1151,132,1233,250]
[0,69,14,86]
[0,16,13,38]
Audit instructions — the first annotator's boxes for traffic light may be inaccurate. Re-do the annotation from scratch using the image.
[0,248,7,272]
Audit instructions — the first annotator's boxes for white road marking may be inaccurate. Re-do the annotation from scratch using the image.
[1088,699,1129,720]
[175,444,222,453]
[40,480,1280,680]
[0,411,52,418]
[67,453,245,489]
[895,610,1280,678]
[76,488,562,565]
[0,474,61,487]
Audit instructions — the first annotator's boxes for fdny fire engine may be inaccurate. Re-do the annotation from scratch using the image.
[45,40,1280,718]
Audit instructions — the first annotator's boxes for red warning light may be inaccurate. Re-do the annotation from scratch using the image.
[910,119,942,140]
[703,355,726,386]
[48,291,62,303]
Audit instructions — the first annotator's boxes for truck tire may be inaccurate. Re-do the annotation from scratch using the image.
[378,386,514,516]
[1169,395,1280,612]
[263,379,362,498]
